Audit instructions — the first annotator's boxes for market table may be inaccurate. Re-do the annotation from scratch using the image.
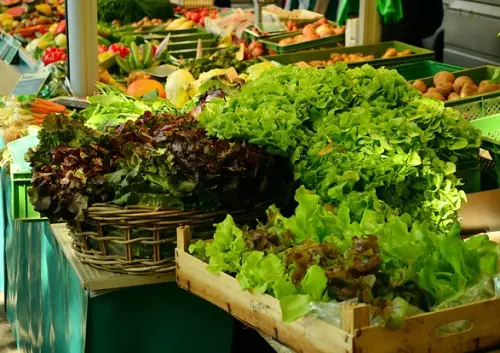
[5,221,234,353]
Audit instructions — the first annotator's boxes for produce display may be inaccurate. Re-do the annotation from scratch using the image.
[413,71,500,102]
[188,63,500,326]
[0,95,67,144]
[174,7,218,27]
[296,47,413,67]
[277,19,345,46]
[178,47,260,79]
[0,0,65,34]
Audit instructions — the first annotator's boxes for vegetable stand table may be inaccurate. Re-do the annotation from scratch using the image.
[5,221,234,353]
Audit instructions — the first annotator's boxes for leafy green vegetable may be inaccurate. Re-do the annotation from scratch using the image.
[192,63,495,326]
[82,83,178,131]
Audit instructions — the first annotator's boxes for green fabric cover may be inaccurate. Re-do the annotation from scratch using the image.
[336,0,403,25]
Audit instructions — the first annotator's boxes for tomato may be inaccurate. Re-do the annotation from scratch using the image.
[191,12,201,23]
[199,16,205,26]
[185,12,192,20]
[200,8,209,17]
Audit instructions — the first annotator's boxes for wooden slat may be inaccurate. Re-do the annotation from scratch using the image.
[175,227,353,353]
[354,298,500,353]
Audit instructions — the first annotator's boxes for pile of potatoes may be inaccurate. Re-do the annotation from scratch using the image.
[413,71,500,102]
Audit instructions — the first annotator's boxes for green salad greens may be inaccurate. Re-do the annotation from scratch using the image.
[194,63,497,326]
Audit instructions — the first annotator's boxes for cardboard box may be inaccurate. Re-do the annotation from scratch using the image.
[460,189,500,242]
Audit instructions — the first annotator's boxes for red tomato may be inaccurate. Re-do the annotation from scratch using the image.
[200,8,209,16]
[185,12,192,20]
[199,16,205,26]
[191,13,201,23]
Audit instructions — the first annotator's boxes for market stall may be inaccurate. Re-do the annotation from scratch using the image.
[0,0,499,352]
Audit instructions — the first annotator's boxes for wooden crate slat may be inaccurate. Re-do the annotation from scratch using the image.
[175,226,500,353]
[176,227,353,353]
[355,297,500,353]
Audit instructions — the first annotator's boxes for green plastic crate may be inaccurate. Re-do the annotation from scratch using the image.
[471,114,500,188]
[11,166,41,221]
[262,41,434,67]
[259,31,344,54]
[144,30,214,42]
[165,39,216,51]
[169,47,219,59]
[418,65,500,120]
[393,60,463,81]
[456,159,481,194]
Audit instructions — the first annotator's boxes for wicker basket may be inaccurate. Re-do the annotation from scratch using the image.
[69,202,271,275]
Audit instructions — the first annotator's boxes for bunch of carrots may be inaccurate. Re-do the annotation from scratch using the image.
[30,98,67,125]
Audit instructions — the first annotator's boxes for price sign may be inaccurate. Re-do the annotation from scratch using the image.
[10,71,51,97]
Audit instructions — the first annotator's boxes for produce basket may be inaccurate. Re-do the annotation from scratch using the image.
[393,60,463,81]
[418,66,500,120]
[259,31,344,54]
[170,0,214,8]
[471,114,500,187]
[68,201,272,275]
[263,41,434,68]
[176,227,500,353]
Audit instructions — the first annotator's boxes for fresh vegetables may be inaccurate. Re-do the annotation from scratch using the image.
[108,43,130,58]
[42,46,66,65]
[179,47,259,79]
[126,79,166,98]
[278,19,345,46]
[97,0,174,25]
[414,71,500,102]
[27,112,294,222]
[82,83,177,130]
[194,63,492,325]
[296,48,412,67]
[115,41,156,73]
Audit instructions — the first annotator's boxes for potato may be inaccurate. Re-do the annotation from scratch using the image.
[427,87,438,94]
[478,83,500,94]
[479,80,490,88]
[433,71,455,86]
[448,92,460,101]
[397,49,412,57]
[382,48,398,58]
[413,80,427,93]
[424,91,445,101]
[460,82,478,98]
[435,81,454,98]
[453,76,473,94]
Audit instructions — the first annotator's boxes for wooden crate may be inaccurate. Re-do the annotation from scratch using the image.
[175,226,500,353]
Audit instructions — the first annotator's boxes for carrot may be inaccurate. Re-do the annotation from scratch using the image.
[31,107,53,114]
[32,113,46,120]
[33,98,66,113]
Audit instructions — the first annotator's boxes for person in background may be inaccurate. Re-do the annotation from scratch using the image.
[382,0,444,61]
[336,0,445,61]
